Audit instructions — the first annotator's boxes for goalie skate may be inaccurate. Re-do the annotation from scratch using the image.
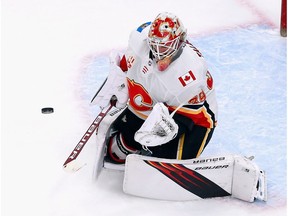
[255,170,267,201]
[103,160,125,171]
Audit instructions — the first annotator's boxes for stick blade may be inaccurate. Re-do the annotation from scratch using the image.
[63,160,86,173]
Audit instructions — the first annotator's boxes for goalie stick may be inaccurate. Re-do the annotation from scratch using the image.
[63,100,116,172]
[90,77,107,103]
[63,77,114,172]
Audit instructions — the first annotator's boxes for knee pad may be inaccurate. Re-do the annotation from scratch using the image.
[107,133,139,164]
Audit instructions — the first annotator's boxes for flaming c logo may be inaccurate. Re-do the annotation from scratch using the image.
[127,78,153,111]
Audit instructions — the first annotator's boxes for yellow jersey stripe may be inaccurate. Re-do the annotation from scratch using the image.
[196,128,211,158]
[177,134,185,159]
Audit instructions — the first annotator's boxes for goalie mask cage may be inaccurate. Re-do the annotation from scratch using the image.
[281,0,287,37]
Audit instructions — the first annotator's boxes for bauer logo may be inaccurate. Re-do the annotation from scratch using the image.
[194,165,229,170]
[109,107,124,116]
[192,156,225,164]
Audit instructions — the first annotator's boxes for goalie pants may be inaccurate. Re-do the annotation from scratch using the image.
[112,108,215,160]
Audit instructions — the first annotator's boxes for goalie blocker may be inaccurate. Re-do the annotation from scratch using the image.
[123,154,267,202]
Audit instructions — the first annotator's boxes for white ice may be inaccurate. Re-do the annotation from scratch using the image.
[1,0,287,216]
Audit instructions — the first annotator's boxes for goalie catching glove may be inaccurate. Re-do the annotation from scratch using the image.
[91,51,129,109]
[134,103,179,147]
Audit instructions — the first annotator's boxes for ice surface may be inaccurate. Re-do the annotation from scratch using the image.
[2,0,286,216]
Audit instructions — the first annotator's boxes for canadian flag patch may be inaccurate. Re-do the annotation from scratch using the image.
[178,70,196,87]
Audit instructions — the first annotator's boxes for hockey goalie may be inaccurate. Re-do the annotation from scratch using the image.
[91,12,267,202]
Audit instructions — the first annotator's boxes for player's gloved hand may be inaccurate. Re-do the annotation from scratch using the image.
[91,51,128,109]
[134,103,179,147]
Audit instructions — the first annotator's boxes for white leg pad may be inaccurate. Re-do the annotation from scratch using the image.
[123,154,233,201]
[123,154,267,202]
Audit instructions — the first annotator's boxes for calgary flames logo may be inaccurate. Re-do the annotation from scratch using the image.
[127,78,153,111]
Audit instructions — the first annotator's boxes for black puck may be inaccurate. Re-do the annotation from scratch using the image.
[41,107,54,114]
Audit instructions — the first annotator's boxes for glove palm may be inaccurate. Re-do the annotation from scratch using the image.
[134,103,179,147]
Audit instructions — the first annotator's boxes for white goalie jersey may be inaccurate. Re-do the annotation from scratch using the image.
[121,22,217,129]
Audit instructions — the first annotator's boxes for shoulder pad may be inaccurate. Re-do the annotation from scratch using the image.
[128,22,151,55]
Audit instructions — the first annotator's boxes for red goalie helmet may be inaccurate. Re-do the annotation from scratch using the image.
[148,12,187,61]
